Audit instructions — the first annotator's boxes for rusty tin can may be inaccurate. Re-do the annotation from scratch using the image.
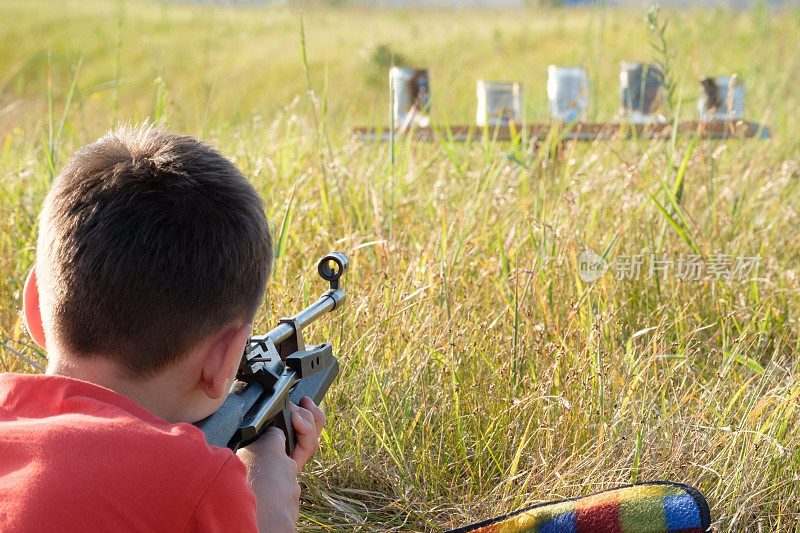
[619,62,666,123]
[698,75,744,122]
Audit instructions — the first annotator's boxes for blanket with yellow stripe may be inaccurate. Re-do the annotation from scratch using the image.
[447,482,710,533]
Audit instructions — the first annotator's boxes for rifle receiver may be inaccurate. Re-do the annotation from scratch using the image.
[197,251,349,452]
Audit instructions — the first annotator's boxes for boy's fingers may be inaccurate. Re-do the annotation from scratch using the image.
[261,426,287,449]
[299,396,326,434]
[265,425,287,442]
[290,402,315,435]
[290,408,317,447]
[266,428,299,473]
[237,427,298,488]
[288,399,327,472]
[239,426,286,457]
[289,410,319,472]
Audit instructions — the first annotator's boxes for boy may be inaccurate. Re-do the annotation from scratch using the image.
[0,125,325,532]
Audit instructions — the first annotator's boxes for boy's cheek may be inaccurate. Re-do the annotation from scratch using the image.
[180,395,225,425]
[200,378,236,418]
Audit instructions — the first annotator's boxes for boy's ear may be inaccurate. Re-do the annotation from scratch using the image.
[199,323,252,400]
[23,267,47,349]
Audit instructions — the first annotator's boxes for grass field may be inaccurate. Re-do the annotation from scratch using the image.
[1,1,799,531]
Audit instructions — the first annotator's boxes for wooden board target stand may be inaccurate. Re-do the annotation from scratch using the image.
[353,120,770,143]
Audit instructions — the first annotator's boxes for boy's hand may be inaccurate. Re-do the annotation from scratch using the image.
[289,396,326,472]
[235,399,325,532]
[237,427,300,533]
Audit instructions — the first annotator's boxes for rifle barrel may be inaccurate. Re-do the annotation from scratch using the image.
[251,287,345,347]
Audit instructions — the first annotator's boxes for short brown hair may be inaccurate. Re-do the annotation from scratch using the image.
[37,125,272,378]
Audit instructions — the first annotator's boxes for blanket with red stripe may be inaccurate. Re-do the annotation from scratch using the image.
[447,482,710,533]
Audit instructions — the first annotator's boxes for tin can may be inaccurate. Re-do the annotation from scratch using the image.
[698,76,744,122]
[390,67,431,128]
[619,62,666,123]
[476,80,522,127]
[547,66,589,122]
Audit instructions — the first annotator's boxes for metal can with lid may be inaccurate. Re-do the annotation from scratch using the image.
[390,67,431,128]
[476,80,523,127]
[547,66,589,122]
[698,75,744,122]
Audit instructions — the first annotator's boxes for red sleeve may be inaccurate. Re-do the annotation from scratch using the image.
[183,455,258,533]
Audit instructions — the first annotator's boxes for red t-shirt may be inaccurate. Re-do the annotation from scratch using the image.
[0,373,258,532]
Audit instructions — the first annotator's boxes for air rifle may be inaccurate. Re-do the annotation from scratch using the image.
[196,252,348,453]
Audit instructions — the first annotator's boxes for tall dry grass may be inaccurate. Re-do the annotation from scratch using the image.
[1,1,798,530]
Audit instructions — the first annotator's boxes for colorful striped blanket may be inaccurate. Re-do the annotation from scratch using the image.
[447,482,710,533]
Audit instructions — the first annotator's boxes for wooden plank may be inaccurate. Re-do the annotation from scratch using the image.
[352,121,770,142]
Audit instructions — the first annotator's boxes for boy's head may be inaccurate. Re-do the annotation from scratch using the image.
[30,125,272,380]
